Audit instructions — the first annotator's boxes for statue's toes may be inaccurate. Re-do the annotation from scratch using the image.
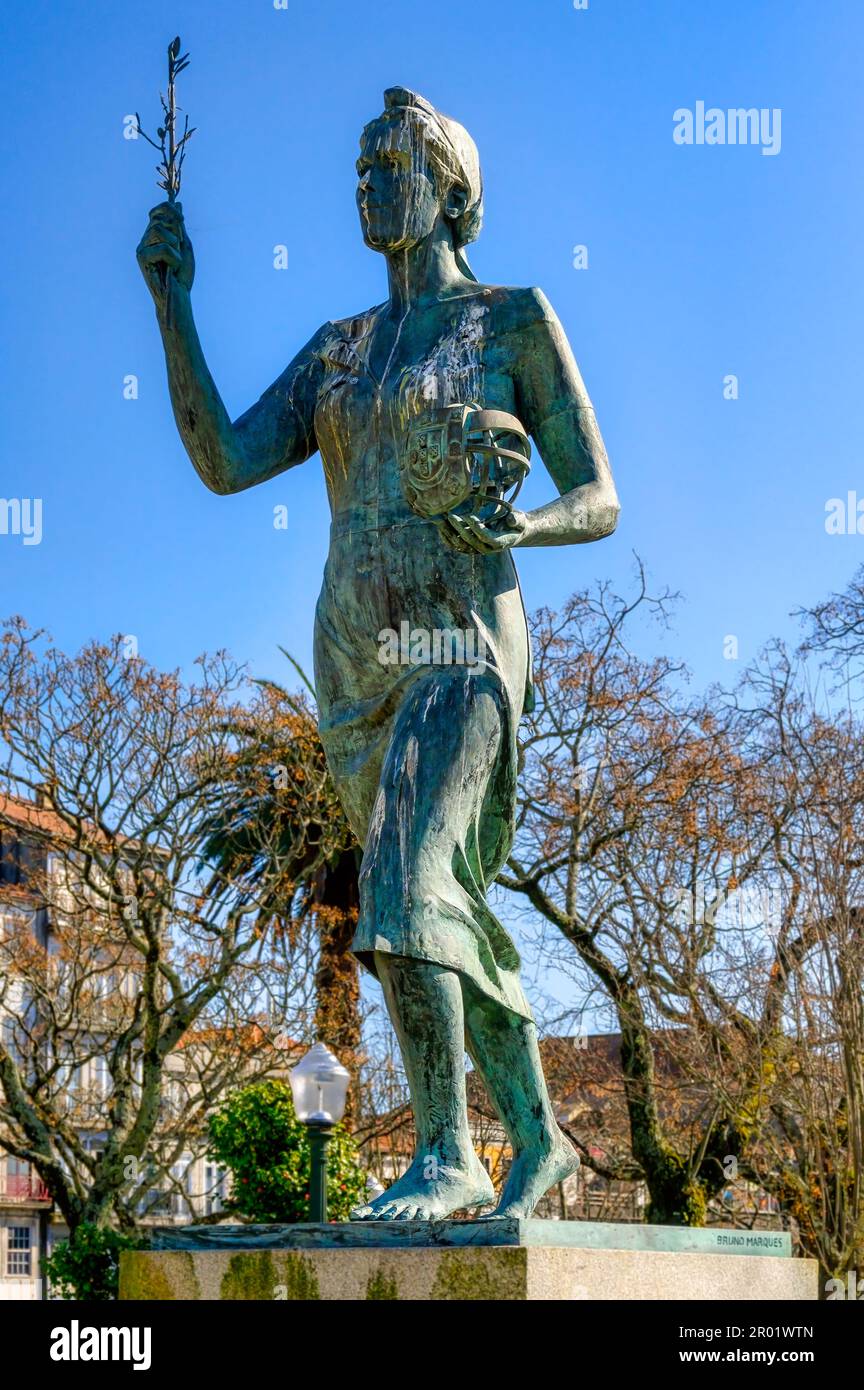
[372,1202,400,1221]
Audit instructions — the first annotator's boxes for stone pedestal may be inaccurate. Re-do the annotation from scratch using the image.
[119,1220,818,1301]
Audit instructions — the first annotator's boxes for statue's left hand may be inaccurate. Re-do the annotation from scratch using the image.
[437,504,528,554]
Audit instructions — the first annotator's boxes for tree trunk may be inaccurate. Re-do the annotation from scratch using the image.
[617,993,709,1225]
[313,849,362,1127]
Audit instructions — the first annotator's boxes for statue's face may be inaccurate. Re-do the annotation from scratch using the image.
[356,116,442,252]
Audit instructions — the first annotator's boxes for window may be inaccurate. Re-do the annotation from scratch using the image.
[90,968,119,1001]
[136,1160,170,1218]
[204,1163,228,1216]
[6,1226,32,1277]
[84,1134,107,1160]
[2,1017,23,1067]
[93,1055,110,1097]
[143,1190,173,1217]
[0,832,40,887]
[0,831,21,884]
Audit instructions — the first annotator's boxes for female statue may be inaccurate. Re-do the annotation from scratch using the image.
[138,86,619,1221]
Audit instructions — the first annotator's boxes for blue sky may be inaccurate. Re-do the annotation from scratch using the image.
[1,0,861,1029]
[1,0,862,692]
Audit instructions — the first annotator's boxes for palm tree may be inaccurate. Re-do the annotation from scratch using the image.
[198,652,362,1120]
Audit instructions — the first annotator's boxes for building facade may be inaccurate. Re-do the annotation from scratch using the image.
[0,794,238,1299]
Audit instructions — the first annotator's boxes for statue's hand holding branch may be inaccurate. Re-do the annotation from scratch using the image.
[133,197,322,497]
[137,201,195,314]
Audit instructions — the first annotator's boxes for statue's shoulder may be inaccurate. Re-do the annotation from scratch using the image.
[473,284,558,334]
[327,302,387,342]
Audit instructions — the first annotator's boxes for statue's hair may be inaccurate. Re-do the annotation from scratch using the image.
[363,86,484,265]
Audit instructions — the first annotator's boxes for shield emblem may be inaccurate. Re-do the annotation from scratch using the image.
[402,410,472,517]
[409,427,444,482]
[401,403,529,520]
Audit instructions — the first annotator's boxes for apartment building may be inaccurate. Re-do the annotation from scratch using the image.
[1,796,48,1296]
[0,792,284,1299]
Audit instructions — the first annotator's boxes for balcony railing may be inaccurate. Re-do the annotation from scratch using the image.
[0,1174,52,1204]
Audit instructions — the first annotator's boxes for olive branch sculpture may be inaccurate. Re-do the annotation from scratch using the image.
[136,36,196,204]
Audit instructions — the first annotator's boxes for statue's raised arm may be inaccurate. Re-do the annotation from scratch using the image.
[137,200,325,494]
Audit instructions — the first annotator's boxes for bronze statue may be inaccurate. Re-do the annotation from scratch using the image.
[138,85,619,1221]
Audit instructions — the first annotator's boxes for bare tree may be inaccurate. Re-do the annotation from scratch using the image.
[724,604,864,1281]
[798,561,864,677]
[501,570,797,1224]
[0,619,320,1232]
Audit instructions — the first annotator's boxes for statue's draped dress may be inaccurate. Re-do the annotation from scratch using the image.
[290,287,556,1020]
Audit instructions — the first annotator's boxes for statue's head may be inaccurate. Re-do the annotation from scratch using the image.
[356,87,483,276]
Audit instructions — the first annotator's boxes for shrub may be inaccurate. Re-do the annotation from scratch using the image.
[207,1078,367,1222]
[44,1223,143,1301]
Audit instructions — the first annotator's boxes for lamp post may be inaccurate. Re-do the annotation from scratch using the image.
[289,1042,350,1224]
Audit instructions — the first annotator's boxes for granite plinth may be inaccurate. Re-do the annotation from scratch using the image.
[121,1221,817,1301]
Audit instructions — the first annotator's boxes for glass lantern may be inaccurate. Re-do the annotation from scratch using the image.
[289,1042,350,1125]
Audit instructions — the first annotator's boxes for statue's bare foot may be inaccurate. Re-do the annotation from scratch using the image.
[480,1135,580,1220]
[350,1151,495,1222]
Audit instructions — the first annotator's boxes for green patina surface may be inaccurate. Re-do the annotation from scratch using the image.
[149,1217,792,1258]
[139,81,619,1225]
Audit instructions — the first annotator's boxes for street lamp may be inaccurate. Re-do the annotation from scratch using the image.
[289,1042,350,1223]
